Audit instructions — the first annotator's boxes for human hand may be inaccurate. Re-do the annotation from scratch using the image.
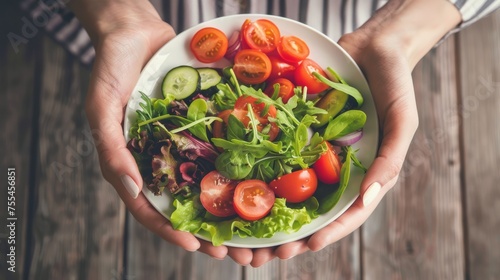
[69,0,235,259]
[248,26,419,267]
[248,0,462,266]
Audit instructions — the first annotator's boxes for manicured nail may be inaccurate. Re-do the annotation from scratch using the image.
[120,174,140,199]
[363,182,381,207]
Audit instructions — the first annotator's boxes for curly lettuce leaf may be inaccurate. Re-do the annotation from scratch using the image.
[170,195,204,232]
[170,195,319,246]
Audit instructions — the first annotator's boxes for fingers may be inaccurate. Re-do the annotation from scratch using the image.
[308,44,415,249]
[85,22,176,197]
[308,199,368,252]
[309,176,398,251]
[88,118,143,198]
[87,110,200,251]
[274,240,309,260]
[360,75,418,206]
[124,194,201,251]
[198,240,228,260]
[307,193,383,251]
[85,43,148,197]
[227,247,254,266]
[248,241,309,267]
[250,247,276,267]
[85,34,203,251]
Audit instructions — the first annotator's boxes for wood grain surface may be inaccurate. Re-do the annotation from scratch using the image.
[23,37,126,280]
[1,4,499,280]
[0,7,37,278]
[362,35,465,280]
[457,11,500,280]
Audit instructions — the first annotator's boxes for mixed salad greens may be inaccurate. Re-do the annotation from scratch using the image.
[127,18,368,245]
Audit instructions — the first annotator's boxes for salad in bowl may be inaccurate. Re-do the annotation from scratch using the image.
[124,14,378,248]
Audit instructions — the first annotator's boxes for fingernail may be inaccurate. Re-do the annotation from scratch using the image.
[120,174,140,199]
[363,182,381,207]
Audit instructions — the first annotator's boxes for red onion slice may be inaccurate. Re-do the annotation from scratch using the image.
[331,130,363,146]
[224,31,241,61]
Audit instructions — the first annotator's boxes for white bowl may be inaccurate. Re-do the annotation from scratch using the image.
[124,14,378,248]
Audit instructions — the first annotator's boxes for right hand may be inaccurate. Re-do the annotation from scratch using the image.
[71,0,236,260]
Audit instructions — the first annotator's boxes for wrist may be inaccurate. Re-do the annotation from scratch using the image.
[342,0,461,68]
[68,0,164,45]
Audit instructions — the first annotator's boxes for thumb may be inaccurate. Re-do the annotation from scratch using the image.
[86,114,143,201]
[86,25,176,201]
[85,42,149,201]
[359,80,418,207]
[338,35,419,207]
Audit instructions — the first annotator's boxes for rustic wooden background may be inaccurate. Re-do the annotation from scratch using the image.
[1,2,499,280]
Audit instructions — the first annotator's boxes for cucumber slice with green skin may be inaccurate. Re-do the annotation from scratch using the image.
[162,65,200,100]
[313,89,349,128]
[197,68,222,91]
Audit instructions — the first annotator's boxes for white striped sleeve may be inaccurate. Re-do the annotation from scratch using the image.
[449,0,500,30]
[18,0,500,67]
[19,0,94,66]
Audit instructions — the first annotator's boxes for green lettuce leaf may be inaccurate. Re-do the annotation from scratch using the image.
[169,196,319,246]
[170,195,204,232]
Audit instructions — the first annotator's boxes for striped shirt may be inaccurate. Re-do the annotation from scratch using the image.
[18,0,500,66]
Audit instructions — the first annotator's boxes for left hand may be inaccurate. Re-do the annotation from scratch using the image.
[247,28,418,267]
[245,0,462,267]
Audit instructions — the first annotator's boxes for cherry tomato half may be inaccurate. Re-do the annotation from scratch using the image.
[294,59,330,94]
[190,27,228,63]
[269,169,318,203]
[233,49,272,84]
[264,78,295,103]
[313,142,342,184]
[200,170,239,217]
[277,36,310,63]
[242,19,281,53]
[232,95,280,141]
[268,56,296,81]
[233,180,275,221]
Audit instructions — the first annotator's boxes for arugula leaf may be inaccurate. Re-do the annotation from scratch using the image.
[293,123,309,165]
[300,134,328,165]
[213,83,238,111]
[313,70,364,107]
[248,156,295,182]
[347,146,368,173]
[211,138,276,157]
[138,91,153,119]
[288,96,327,121]
[326,67,346,84]
[130,92,154,138]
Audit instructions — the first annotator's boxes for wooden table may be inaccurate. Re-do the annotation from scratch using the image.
[1,4,499,280]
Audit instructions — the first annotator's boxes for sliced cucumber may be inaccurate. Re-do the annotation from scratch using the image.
[197,68,222,91]
[313,89,349,128]
[162,65,200,100]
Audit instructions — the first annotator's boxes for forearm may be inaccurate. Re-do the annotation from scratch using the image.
[344,0,462,68]
[67,0,162,44]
